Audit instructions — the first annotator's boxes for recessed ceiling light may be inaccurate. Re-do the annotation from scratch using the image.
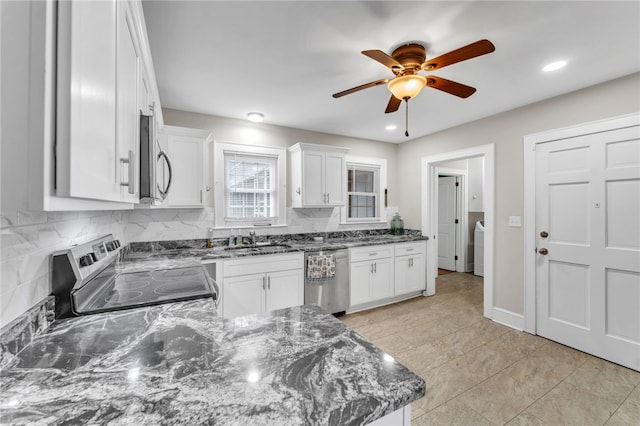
[247,112,264,122]
[385,124,397,131]
[543,60,567,72]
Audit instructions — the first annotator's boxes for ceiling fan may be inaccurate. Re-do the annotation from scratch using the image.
[332,39,495,135]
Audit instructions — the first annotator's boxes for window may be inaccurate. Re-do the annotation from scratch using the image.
[348,167,378,219]
[214,142,286,228]
[225,153,275,219]
[342,156,387,223]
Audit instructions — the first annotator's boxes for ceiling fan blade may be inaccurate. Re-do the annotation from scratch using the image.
[362,50,404,70]
[332,79,388,98]
[385,95,402,113]
[426,76,477,98]
[422,39,495,71]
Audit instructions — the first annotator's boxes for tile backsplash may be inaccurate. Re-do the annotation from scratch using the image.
[0,206,397,328]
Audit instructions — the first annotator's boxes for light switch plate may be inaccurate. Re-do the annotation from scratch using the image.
[509,216,521,227]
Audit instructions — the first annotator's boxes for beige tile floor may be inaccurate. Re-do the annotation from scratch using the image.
[341,272,640,425]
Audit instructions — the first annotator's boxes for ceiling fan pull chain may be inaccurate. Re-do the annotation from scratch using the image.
[405,98,409,137]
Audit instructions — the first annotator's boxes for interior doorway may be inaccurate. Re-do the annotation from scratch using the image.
[421,144,495,319]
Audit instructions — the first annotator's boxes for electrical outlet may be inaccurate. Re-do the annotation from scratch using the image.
[509,216,521,227]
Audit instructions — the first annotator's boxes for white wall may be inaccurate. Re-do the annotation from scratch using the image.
[162,108,399,209]
[397,72,640,315]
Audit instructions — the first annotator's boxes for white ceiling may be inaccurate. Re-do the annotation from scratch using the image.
[142,1,640,144]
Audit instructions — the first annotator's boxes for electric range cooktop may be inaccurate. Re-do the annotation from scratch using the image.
[52,235,218,318]
[74,265,214,315]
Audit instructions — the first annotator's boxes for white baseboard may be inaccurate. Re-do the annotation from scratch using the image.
[492,307,524,331]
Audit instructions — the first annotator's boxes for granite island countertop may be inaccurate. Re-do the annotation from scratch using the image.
[0,300,425,425]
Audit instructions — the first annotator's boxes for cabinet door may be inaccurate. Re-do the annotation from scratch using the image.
[167,135,204,207]
[394,256,412,295]
[324,151,345,206]
[301,150,325,206]
[57,0,120,201]
[265,269,303,312]
[407,253,426,292]
[116,0,140,203]
[371,257,394,300]
[350,261,372,306]
[394,254,425,295]
[223,274,265,318]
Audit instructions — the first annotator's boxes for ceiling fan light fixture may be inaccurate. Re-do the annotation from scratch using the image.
[246,112,264,122]
[387,75,426,100]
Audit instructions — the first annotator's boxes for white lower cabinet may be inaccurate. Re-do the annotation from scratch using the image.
[222,253,304,318]
[349,241,427,310]
[394,241,426,295]
[349,245,394,307]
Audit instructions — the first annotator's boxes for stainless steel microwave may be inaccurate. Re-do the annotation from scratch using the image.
[139,111,172,203]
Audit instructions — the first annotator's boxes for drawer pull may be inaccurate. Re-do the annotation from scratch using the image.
[406,248,415,251]
[369,252,378,256]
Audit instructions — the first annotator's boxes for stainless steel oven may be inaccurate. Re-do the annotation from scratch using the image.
[52,235,218,319]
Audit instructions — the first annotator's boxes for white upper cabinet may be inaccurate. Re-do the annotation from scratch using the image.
[56,0,121,202]
[117,0,142,203]
[289,143,349,208]
[157,126,211,208]
[28,0,161,210]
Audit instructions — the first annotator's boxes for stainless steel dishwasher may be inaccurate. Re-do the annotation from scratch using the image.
[304,249,349,315]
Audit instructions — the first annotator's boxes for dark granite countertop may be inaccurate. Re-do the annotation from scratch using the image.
[0,300,425,425]
[119,232,428,266]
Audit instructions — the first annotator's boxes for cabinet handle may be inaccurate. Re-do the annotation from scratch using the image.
[410,258,413,267]
[370,263,374,274]
[327,193,330,203]
[200,190,203,204]
[119,150,135,194]
[268,276,271,290]
[374,263,377,273]
[369,252,378,256]
[262,276,266,290]
[406,248,415,252]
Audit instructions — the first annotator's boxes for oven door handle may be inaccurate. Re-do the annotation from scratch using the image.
[209,278,220,308]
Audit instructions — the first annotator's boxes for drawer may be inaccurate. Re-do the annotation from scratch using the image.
[350,244,394,262]
[395,241,425,257]
[224,252,304,277]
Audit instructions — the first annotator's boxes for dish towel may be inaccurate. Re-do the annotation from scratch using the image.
[306,254,336,281]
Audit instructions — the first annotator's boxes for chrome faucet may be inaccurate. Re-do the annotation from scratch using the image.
[248,231,256,246]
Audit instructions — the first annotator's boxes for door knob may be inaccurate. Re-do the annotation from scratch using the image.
[538,248,549,255]
[540,231,549,238]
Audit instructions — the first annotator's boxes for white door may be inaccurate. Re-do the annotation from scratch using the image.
[438,176,457,271]
[350,262,372,305]
[167,135,204,207]
[265,269,303,312]
[302,151,325,206]
[536,126,640,371]
[324,152,345,205]
[370,257,394,301]
[223,274,264,318]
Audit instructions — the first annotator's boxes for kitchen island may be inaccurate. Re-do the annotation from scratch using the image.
[0,300,425,425]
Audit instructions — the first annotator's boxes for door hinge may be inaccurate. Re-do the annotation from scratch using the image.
[454,219,459,224]
[454,255,458,260]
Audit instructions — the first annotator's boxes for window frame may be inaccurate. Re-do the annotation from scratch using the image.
[341,155,387,224]
[214,141,286,228]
